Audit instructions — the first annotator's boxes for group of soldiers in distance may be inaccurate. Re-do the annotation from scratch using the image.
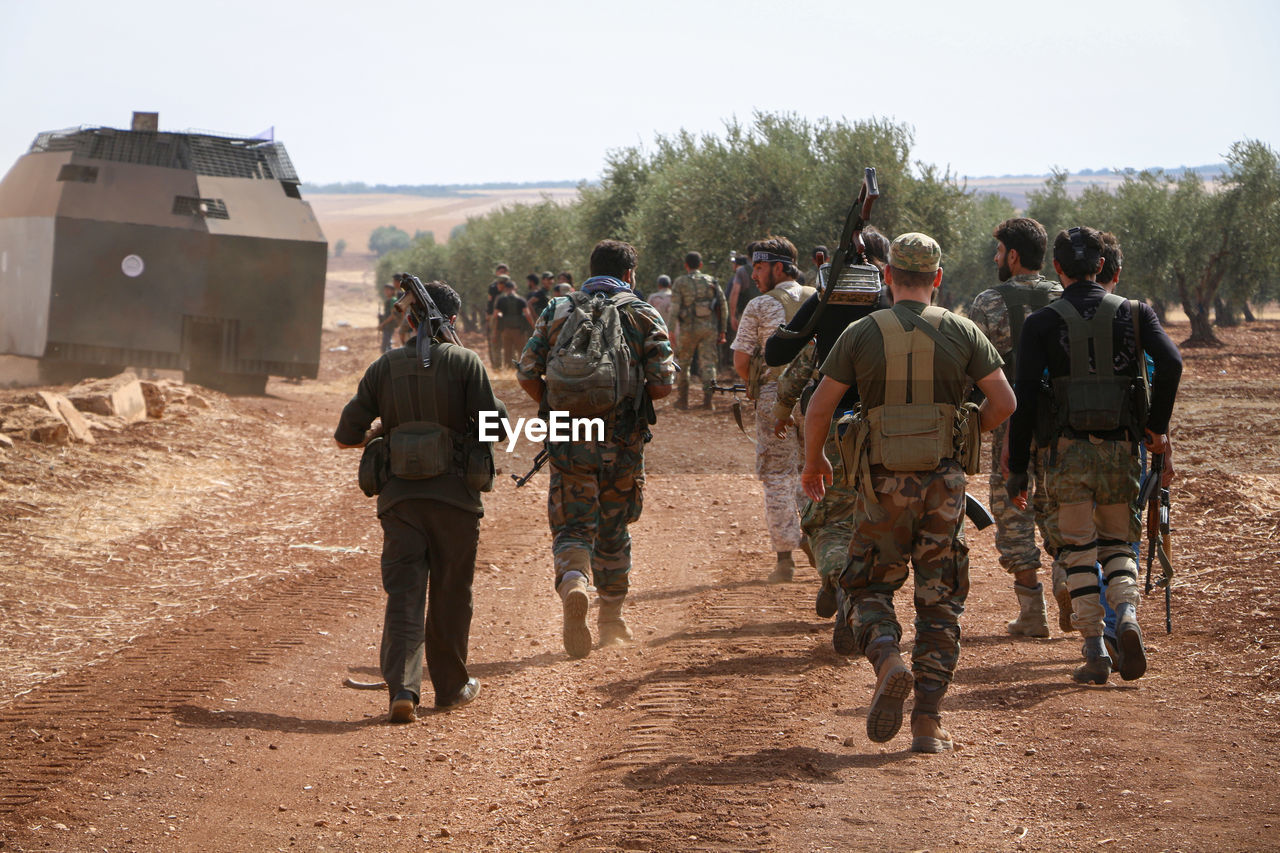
[343,216,1181,754]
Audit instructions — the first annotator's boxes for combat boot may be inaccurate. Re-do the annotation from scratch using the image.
[1072,636,1112,685]
[1006,582,1050,638]
[865,637,913,743]
[1115,604,1147,681]
[767,551,795,584]
[597,593,633,647]
[832,589,857,656]
[558,573,592,659]
[676,385,690,410]
[701,388,715,411]
[910,682,953,753]
[815,575,838,619]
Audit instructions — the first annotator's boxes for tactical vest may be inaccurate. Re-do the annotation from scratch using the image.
[1046,293,1148,441]
[836,306,982,516]
[747,284,817,397]
[377,343,494,493]
[994,278,1059,373]
[681,273,720,323]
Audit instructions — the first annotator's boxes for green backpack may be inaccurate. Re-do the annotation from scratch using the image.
[545,291,643,419]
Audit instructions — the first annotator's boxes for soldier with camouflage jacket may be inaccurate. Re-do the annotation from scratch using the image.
[517,240,675,659]
[802,233,1015,753]
[671,251,728,410]
[967,217,1062,638]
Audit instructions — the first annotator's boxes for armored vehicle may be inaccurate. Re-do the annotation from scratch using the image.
[0,112,327,393]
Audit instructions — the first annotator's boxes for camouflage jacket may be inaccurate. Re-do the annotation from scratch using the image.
[770,339,818,423]
[671,272,728,331]
[517,280,675,437]
[968,274,1062,371]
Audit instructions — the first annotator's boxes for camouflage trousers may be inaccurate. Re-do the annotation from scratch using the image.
[802,417,860,582]
[988,421,1056,576]
[754,383,805,552]
[547,436,645,598]
[1045,437,1142,638]
[676,323,720,392]
[838,460,970,689]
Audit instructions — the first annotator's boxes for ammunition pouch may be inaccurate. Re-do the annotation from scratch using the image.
[956,401,983,475]
[868,403,954,472]
[389,420,460,480]
[1054,376,1131,433]
[358,435,390,497]
[463,437,496,492]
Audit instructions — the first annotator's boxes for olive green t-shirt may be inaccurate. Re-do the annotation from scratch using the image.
[820,301,1003,408]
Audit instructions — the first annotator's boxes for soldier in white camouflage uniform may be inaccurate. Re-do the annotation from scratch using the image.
[967,217,1062,638]
[731,236,816,582]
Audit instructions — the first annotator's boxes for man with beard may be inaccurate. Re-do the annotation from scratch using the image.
[968,218,1062,638]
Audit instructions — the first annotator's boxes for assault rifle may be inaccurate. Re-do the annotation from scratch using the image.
[1139,453,1174,633]
[512,447,549,487]
[774,166,881,342]
[710,383,750,435]
[395,272,461,368]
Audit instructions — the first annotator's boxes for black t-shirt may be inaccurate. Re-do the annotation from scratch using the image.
[494,293,530,329]
[1008,281,1183,473]
[763,288,889,411]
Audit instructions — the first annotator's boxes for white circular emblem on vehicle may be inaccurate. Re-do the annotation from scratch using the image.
[121,254,145,277]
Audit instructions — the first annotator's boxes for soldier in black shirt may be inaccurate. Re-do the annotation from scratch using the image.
[1007,226,1182,684]
[335,280,508,721]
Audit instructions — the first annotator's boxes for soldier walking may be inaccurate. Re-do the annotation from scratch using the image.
[802,233,1015,752]
[1006,226,1182,684]
[671,252,728,409]
[517,240,675,658]
[334,279,505,722]
[764,227,891,622]
[967,218,1062,637]
[732,236,816,583]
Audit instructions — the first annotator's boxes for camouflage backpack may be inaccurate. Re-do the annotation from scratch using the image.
[545,291,643,419]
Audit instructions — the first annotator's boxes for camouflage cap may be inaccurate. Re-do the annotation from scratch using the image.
[889,232,942,273]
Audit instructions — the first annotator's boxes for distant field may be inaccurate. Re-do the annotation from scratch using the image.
[308,187,579,255]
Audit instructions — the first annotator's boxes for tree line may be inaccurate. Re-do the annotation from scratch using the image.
[374,112,1279,347]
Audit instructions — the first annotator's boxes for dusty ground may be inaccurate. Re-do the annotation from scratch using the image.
[1,300,1279,851]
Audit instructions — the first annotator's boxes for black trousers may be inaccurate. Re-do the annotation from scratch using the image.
[379,499,479,704]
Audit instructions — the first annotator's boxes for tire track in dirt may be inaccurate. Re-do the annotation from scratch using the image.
[561,549,847,852]
[0,566,380,816]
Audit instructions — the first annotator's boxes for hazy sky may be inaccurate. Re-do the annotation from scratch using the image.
[2,0,1276,186]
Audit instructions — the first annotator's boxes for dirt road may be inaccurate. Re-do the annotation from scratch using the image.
[2,323,1279,852]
